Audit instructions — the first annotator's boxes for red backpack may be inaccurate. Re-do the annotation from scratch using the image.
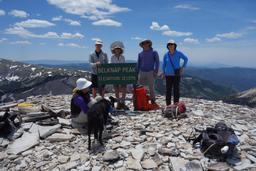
[133,86,159,111]
[162,101,186,119]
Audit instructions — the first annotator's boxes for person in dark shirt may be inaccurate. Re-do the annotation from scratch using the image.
[137,39,160,104]
[71,78,92,129]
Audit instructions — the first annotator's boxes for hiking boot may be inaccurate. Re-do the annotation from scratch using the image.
[151,99,157,104]
[121,103,130,110]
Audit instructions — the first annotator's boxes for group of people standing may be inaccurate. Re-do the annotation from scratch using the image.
[89,39,188,107]
[70,39,188,128]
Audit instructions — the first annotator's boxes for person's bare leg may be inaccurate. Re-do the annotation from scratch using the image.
[92,88,97,98]
[121,85,129,110]
[121,86,126,102]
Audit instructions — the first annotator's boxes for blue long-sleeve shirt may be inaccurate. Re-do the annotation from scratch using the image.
[73,95,89,113]
[162,50,188,76]
[137,48,159,72]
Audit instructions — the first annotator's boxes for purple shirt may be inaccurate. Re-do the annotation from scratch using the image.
[137,48,159,72]
[73,96,89,113]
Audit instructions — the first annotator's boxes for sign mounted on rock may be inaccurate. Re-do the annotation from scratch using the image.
[97,63,137,85]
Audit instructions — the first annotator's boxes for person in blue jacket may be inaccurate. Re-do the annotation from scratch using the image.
[162,40,188,105]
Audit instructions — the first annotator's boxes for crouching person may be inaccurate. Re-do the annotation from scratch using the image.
[71,78,92,130]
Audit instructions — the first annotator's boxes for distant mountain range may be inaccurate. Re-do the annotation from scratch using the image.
[0,58,235,103]
[224,88,256,108]
[186,67,256,91]
[1,58,256,107]
[0,58,90,102]
[35,61,256,92]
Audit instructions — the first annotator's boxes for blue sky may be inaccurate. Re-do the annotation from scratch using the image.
[0,0,256,67]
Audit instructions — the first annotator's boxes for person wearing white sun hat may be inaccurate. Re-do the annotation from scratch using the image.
[162,39,188,105]
[89,39,108,98]
[70,78,92,129]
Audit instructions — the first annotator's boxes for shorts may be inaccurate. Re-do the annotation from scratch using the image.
[91,74,105,88]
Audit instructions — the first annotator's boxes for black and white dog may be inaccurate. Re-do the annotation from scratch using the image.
[87,98,113,150]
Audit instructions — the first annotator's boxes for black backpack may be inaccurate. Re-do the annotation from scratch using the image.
[193,122,239,160]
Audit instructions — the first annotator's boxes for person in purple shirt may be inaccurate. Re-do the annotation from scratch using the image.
[71,78,92,129]
[137,39,160,104]
[162,40,188,105]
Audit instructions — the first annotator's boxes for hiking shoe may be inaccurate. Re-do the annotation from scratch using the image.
[122,103,130,110]
[151,99,157,104]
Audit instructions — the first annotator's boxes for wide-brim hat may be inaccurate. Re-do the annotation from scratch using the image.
[139,39,152,47]
[111,41,124,54]
[76,78,92,90]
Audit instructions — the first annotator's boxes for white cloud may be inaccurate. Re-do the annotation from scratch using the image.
[61,32,84,39]
[52,16,63,21]
[15,19,55,28]
[91,37,102,41]
[131,36,144,41]
[9,9,29,18]
[162,30,192,37]
[92,19,121,27]
[47,0,130,20]
[5,26,84,39]
[10,40,31,45]
[174,4,200,10]
[206,37,222,43]
[52,16,81,26]
[0,9,5,16]
[64,19,81,26]
[216,32,242,39]
[150,21,192,37]
[0,38,7,43]
[184,37,199,44]
[58,42,85,48]
[150,22,169,31]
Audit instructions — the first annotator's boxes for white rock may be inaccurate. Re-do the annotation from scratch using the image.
[169,157,188,171]
[126,157,142,170]
[47,133,74,142]
[58,155,70,164]
[7,132,39,155]
[103,150,119,162]
[39,124,61,139]
[131,148,144,161]
[192,110,204,116]
[141,159,157,169]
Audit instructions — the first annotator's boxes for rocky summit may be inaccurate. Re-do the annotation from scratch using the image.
[0,94,256,171]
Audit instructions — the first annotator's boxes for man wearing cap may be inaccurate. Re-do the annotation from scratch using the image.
[162,40,188,105]
[71,78,92,129]
[137,39,160,104]
[89,40,108,98]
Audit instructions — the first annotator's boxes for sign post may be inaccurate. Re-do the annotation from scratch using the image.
[97,63,137,110]
[97,63,137,85]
